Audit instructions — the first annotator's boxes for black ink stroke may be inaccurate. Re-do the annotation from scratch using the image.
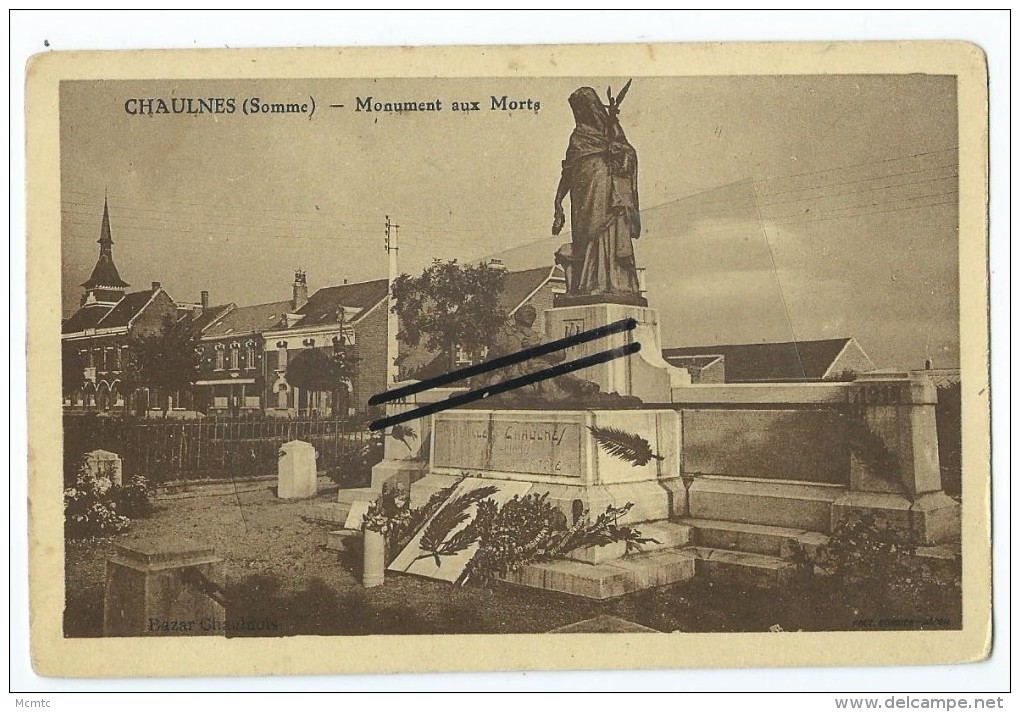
[369,317,637,406]
[369,342,641,432]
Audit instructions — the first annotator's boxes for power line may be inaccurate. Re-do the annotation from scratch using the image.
[757,165,958,201]
[60,199,381,230]
[780,198,957,226]
[64,145,959,233]
[60,219,384,244]
[749,146,957,183]
[640,147,957,213]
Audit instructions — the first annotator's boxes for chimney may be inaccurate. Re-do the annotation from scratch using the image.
[151,281,161,291]
[200,290,209,309]
[292,269,308,311]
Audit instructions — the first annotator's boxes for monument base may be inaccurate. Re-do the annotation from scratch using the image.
[553,292,648,308]
[831,490,961,545]
[413,408,684,525]
[544,302,690,403]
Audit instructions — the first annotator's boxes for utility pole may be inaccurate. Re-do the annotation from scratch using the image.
[384,215,400,387]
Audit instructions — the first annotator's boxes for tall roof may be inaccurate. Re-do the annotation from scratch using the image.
[501,266,558,313]
[81,198,129,290]
[95,289,157,329]
[61,289,160,334]
[294,278,389,327]
[190,304,235,335]
[663,338,860,382]
[61,304,111,334]
[202,300,291,338]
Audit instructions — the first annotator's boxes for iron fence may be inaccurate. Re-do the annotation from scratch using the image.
[63,415,374,486]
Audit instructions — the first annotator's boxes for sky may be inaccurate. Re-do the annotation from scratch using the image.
[60,74,959,368]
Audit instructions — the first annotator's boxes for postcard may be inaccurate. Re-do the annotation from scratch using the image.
[26,41,990,676]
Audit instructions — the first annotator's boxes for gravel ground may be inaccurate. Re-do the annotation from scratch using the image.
[64,484,960,638]
[65,484,612,637]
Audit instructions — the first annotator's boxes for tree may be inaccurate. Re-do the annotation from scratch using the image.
[285,339,360,417]
[390,259,508,372]
[124,315,201,416]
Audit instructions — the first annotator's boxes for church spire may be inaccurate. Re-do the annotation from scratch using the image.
[98,195,113,256]
[81,197,129,305]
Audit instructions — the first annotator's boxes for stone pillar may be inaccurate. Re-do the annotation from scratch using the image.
[103,539,225,636]
[277,440,317,499]
[832,372,960,544]
[543,303,690,404]
[84,449,123,487]
[368,385,466,493]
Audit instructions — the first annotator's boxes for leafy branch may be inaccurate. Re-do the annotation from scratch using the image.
[411,485,500,568]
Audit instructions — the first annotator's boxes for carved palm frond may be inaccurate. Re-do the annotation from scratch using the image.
[587,425,663,467]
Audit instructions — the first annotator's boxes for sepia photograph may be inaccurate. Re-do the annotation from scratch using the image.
[24,40,991,678]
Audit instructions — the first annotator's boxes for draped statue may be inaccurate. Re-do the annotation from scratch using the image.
[552,83,644,306]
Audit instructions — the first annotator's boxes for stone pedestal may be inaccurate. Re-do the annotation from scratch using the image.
[832,372,960,544]
[411,408,685,524]
[85,449,123,487]
[544,303,690,403]
[103,539,224,637]
[368,386,465,493]
[277,440,317,499]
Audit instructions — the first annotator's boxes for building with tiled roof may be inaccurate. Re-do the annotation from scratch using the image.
[62,283,180,413]
[662,337,875,383]
[261,272,390,416]
[62,200,210,415]
[193,296,294,415]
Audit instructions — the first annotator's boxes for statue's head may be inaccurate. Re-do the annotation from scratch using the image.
[568,87,609,133]
[514,305,537,328]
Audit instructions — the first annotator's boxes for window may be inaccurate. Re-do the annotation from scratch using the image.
[215,346,225,371]
[246,342,256,371]
[229,343,240,370]
[277,342,288,369]
[97,348,106,371]
[112,346,121,371]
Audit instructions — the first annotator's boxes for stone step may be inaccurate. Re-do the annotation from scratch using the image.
[691,546,799,588]
[680,518,828,559]
[687,476,846,531]
[335,486,378,507]
[307,502,352,525]
[563,521,693,564]
[635,521,694,551]
[503,548,696,600]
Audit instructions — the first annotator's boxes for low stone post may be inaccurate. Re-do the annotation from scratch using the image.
[103,539,225,636]
[85,449,123,487]
[362,528,386,588]
[277,439,317,499]
[832,372,960,544]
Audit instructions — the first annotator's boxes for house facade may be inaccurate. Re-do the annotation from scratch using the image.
[262,273,390,417]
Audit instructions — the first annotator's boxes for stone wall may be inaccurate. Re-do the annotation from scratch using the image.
[681,408,849,484]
